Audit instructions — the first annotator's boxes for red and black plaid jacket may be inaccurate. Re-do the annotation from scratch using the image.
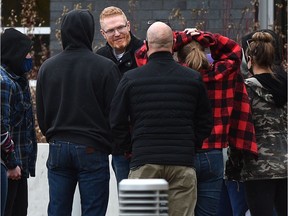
[135,31,257,155]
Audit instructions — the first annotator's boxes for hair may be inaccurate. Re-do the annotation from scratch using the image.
[246,32,275,69]
[99,6,127,27]
[177,41,210,71]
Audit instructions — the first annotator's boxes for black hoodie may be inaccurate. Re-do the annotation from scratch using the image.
[242,29,287,107]
[36,9,121,152]
[1,28,33,76]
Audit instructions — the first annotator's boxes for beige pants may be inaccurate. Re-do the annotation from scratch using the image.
[129,164,197,216]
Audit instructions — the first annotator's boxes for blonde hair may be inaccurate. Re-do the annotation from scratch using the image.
[246,31,275,69]
[99,6,127,27]
[177,41,210,71]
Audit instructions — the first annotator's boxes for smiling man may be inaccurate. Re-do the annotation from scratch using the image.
[96,6,144,185]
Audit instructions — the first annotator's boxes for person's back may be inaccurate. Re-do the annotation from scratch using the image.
[110,21,213,216]
[240,31,287,216]
[36,9,121,216]
[177,30,258,216]
[121,54,212,168]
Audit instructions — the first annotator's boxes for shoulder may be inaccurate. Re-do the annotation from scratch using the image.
[95,44,110,55]
[245,77,262,87]
[130,33,144,51]
[0,67,14,87]
[178,64,202,79]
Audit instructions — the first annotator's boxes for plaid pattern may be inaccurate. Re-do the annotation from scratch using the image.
[0,131,18,169]
[135,32,257,155]
[1,65,37,175]
[1,132,14,153]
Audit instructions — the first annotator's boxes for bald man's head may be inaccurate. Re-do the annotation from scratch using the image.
[146,21,174,55]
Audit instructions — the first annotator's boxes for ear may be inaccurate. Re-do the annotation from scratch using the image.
[126,21,131,31]
[246,56,250,63]
[100,29,107,39]
[145,40,149,51]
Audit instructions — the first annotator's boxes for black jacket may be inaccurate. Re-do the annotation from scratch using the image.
[36,9,121,153]
[96,33,144,76]
[96,32,143,155]
[110,52,213,168]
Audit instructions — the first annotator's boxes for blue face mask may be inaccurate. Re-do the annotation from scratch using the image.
[22,58,33,73]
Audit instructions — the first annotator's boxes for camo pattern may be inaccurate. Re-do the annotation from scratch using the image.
[241,77,287,181]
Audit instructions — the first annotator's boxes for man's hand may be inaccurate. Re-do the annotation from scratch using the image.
[7,166,21,180]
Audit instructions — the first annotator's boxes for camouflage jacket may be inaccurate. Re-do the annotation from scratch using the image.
[241,77,287,181]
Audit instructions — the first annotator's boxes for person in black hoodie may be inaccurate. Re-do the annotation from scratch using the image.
[36,9,121,216]
[110,21,213,216]
[1,28,37,216]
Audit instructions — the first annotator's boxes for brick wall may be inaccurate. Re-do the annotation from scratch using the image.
[49,0,255,56]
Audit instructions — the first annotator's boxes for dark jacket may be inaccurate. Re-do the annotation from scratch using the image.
[96,33,144,76]
[96,32,143,155]
[110,52,213,168]
[36,9,121,153]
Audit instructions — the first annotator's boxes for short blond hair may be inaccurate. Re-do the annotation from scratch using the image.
[99,6,128,27]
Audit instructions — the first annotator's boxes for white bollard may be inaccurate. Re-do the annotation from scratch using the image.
[119,179,169,216]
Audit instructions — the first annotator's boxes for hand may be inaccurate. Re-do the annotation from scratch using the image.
[184,28,200,36]
[7,166,22,180]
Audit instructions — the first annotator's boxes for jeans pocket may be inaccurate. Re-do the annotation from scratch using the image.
[206,150,224,179]
[46,142,62,169]
[75,146,109,171]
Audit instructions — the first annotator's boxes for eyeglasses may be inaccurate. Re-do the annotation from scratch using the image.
[246,39,253,50]
[102,23,128,36]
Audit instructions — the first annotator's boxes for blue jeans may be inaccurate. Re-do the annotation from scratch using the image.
[217,180,248,216]
[194,149,224,216]
[47,141,110,216]
[1,163,7,216]
[112,155,130,184]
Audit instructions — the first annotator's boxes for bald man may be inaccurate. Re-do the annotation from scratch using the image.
[110,22,213,216]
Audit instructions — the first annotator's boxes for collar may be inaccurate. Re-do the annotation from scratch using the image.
[148,51,174,62]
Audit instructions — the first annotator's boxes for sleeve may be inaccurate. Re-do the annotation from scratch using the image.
[194,77,214,148]
[1,77,12,134]
[1,76,19,169]
[172,31,193,51]
[1,131,18,169]
[109,75,131,153]
[193,32,242,81]
[36,67,46,135]
[103,63,122,119]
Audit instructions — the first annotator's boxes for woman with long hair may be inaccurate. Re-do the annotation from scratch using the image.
[177,31,258,216]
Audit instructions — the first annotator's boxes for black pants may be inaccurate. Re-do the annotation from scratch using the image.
[4,177,28,216]
[245,178,287,216]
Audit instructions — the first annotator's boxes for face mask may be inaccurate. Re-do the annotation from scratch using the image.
[22,58,33,73]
